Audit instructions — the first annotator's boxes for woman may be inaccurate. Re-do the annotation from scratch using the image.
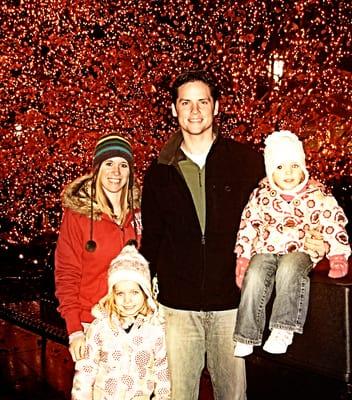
[55,134,141,362]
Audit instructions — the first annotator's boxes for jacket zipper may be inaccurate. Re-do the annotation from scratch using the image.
[200,234,206,308]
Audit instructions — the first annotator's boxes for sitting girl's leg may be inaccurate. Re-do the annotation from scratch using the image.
[234,253,277,351]
[264,252,313,354]
[270,252,313,332]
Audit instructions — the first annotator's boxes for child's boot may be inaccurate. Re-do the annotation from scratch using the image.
[263,328,293,354]
[234,342,253,357]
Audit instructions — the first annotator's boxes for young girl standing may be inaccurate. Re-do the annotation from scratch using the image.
[233,130,351,357]
[71,243,171,400]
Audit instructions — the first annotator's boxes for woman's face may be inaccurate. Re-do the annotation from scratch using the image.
[99,157,130,193]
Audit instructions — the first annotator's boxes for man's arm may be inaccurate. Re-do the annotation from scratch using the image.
[140,161,164,278]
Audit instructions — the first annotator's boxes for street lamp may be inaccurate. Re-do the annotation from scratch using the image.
[268,53,285,129]
[269,53,285,87]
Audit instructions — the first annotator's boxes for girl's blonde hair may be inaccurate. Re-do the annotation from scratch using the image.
[99,285,155,330]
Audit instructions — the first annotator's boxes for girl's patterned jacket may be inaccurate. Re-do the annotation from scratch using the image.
[71,306,170,400]
[235,178,351,268]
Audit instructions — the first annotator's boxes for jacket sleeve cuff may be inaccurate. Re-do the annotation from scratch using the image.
[64,311,83,335]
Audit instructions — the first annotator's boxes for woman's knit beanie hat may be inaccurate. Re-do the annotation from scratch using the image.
[93,134,134,185]
[107,244,157,311]
[264,130,309,194]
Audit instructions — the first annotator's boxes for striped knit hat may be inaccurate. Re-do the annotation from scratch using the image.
[93,134,134,185]
[93,134,133,170]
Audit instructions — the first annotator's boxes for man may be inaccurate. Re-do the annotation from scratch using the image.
[141,69,326,399]
[140,70,264,399]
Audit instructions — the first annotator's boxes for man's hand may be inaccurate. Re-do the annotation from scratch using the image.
[69,331,86,362]
[304,229,325,259]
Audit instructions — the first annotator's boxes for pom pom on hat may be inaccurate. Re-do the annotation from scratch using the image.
[107,244,156,311]
[264,130,309,194]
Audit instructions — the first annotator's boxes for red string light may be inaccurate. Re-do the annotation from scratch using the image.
[1,0,351,245]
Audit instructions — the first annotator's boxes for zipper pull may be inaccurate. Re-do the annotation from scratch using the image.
[201,235,206,245]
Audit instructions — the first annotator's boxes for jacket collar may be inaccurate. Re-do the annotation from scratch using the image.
[158,125,220,166]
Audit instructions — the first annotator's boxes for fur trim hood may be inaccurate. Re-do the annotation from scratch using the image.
[61,173,141,220]
[62,174,101,220]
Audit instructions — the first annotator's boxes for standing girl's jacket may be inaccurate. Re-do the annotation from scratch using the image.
[71,306,171,400]
[55,174,141,335]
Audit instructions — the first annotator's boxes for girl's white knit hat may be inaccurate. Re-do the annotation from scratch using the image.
[108,244,157,311]
[264,130,309,194]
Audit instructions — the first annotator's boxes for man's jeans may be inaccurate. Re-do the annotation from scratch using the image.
[160,305,246,400]
[234,252,313,345]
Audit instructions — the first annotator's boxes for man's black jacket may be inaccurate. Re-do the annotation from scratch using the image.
[140,131,265,311]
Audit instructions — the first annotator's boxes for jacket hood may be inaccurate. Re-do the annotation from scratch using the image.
[62,174,102,220]
[62,173,141,220]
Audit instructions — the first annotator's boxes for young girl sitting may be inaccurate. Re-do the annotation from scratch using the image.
[233,130,351,357]
[71,242,171,399]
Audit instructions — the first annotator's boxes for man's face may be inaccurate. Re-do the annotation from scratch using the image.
[172,80,218,138]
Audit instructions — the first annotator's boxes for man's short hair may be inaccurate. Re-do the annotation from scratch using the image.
[171,70,219,104]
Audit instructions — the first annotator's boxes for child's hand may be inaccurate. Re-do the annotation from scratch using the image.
[69,331,86,362]
[328,255,349,278]
[235,257,250,289]
[304,229,325,259]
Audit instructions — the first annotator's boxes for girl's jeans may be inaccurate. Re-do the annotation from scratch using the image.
[234,252,313,345]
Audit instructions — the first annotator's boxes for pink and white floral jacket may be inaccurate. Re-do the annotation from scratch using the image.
[71,306,170,400]
[235,178,351,266]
